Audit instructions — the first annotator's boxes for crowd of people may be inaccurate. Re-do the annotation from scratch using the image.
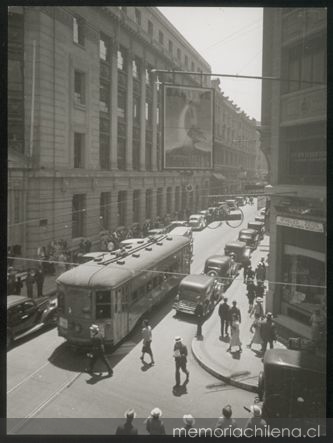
[216,255,277,355]
[114,403,267,435]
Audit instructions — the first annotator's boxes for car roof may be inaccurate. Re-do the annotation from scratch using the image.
[189,214,202,218]
[239,229,257,235]
[264,349,326,373]
[226,199,236,202]
[248,221,264,227]
[225,240,247,248]
[7,295,29,308]
[170,220,187,224]
[205,255,231,266]
[180,274,215,290]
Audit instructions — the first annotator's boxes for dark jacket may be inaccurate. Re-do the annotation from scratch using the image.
[146,417,166,435]
[35,270,45,286]
[218,302,230,319]
[91,332,105,353]
[260,319,276,341]
[174,342,188,362]
[229,306,241,323]
[116,422,138,435]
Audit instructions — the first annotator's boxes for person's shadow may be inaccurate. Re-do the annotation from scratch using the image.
[172,380,189,397]
[231,350,242,360]
[85,372,112,384]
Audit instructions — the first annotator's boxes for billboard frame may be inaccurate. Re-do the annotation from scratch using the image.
[162,83,215,171]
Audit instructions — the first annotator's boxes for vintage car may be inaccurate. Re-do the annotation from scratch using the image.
[174,274,218,316]
[188,214,206,231]
[168,226,193,242]
[255,215,265,223]
[238,228,259,250]
[207,207,219,222]
[258,349,326,427]
[7,295,58,349]
[235,196,245,206]
[165,220,188,233]
[224,240,251,264]
[225,199,238,210]
[203,255,238,289]
[248,221,265,240]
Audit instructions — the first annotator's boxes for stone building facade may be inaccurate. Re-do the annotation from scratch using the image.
[261,8,326,340]
[8,6,213,259]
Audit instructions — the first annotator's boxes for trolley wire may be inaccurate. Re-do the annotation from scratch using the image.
[7,255,327,290]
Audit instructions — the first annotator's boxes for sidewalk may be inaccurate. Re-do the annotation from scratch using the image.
[191,235,286,393]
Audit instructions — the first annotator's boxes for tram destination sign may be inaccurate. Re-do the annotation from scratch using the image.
[163,85,214,170]
[276,215,324,233]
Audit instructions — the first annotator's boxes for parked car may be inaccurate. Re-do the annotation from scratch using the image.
[188,214,206,231]
[260,208,266,216]
[165,220,188,233]
[224,240,251,265]
[255,215,265,223]
[258,349,325,428]
[174,274,218,316]
[235,196,245,206]
[226,199,238,210]
[199,209,211,223]
[168,226,193,241]
[203,255,238,289]
[248,221,265,240]
[238,228,259,250]
[7,295,58,349]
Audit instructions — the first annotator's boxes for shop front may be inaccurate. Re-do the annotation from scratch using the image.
[273,216,326,341]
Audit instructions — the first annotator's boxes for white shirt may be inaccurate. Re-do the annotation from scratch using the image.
[142,326,152,342]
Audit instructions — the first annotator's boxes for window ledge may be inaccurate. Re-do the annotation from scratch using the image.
[73,101,86,111]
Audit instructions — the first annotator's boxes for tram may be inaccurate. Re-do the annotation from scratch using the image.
[56,235,191,347]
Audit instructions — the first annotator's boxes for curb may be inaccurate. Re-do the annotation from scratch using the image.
[191,338,259,394]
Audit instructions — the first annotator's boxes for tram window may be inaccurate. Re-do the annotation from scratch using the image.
[96,290,111,304]
[58,291,65,312]
[122,286,128,310]
[96,305,111,319]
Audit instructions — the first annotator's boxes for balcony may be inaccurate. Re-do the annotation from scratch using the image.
[280,86,326,126]
[282,9,326,46]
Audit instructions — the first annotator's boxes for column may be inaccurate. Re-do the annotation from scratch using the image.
[126,50,133,171]
[110,46,118,170]
[138,189,146,225]
[139,60,146,170]
[151,188,157,219]
[126,189,133,227]
[151,70,158,171]
[110,190,118,230]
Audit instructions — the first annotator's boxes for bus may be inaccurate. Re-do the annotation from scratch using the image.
[56,235,191,348]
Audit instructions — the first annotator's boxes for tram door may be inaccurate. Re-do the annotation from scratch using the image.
[113,285,129,345]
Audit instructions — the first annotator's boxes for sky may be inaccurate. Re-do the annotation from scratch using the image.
[158,7,263,121]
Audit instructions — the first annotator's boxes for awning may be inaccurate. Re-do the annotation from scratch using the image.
[212,172,227,181]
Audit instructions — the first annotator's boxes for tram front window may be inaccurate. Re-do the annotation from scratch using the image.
[67,288,92,319]
[96,290,112,319]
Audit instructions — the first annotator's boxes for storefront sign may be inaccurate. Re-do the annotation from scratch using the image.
[277,216,324,233]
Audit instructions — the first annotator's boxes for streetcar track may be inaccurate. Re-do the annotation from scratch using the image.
[7,371,82,434]
[7,361,51,395]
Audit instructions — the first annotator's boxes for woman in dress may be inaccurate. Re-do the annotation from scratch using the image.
[227,313,242,353]
[247,313,263,350]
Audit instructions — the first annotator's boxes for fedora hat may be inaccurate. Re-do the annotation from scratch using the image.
[150,407,162,418]
[89,324,99,331]
[175,336,183,342]
[124,408,136,419]
[183,414,195,426]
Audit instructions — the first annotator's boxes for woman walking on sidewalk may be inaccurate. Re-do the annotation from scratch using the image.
[227,314,242,353]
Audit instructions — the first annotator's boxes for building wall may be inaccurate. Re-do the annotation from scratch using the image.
[262,7,326,340]
[8,6,212,258]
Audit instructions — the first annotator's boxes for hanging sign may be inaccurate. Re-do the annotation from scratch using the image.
[276,215,324,233]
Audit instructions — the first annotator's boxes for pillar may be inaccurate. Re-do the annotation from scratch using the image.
[126,50,133,170]
[110,46,118,170]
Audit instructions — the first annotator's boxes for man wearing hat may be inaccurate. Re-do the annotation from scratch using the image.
[173,336,190,386]
[180,414,196,435]
[215,405,239,435]
[86,324,113,377]
[218,297,230,338]
[194,298,204,339]
[260,312,277,355]
[250,297,264,319]
[115,409,138,435]
[244,405,267,435]
[146,408,166,435]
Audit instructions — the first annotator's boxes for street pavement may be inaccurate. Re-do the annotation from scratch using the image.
[7,203,264,434]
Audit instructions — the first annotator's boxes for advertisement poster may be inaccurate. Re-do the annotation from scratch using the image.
[163,85,214,169]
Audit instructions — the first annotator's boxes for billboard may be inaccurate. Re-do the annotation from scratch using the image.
[163,85,214,170]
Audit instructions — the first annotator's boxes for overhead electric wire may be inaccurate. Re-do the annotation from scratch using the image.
[7,255,327,290]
